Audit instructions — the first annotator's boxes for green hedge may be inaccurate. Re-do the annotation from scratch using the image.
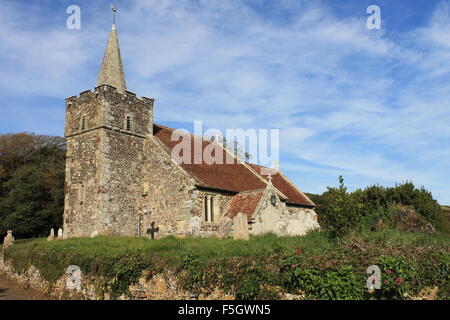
[3,231,449,300]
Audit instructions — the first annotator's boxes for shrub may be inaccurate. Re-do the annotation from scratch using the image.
[359,182,444,231]
[355,184,390,216]
[321,176,363,239]
[181,250,203,291]
[317,179,445,234]
[376,255,416,299]
[235,278,261,300]
[281,250,365,300]
[415,251,450,299]
[106,250,149,298]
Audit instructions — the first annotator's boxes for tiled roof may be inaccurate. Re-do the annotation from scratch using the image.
[227,191,264,222]
[152,124,315,207]
[247,164,315,207]
[153,124,267,192]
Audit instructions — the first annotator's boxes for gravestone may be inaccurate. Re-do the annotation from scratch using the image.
[188,216,201,235]
[217,216,233,239]
[57,228,63,239]
[2,230,14,249]
[47,228,55,241]
[425,223,435,235]
[371,219,384,232]
[233,213,249,240]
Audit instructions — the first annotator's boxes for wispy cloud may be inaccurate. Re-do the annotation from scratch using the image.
[0,0,449,203]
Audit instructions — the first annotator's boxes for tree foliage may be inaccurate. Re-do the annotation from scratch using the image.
[0,133,65,240]
[319,176,363,239]
[311,176,445,238]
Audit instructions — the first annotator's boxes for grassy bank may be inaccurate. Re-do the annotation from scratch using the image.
[2,229,449,300]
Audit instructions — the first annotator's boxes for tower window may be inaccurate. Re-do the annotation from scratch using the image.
[125,116,132,131]
[79,184,85,204]
[80,116,86,131]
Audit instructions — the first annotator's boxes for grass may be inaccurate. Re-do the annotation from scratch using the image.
[5,229,449,268]
[2,231,334,288]
[2,229,449,300]
[5,231,332,264]
[3,229,448,272]
[359,228,450,247]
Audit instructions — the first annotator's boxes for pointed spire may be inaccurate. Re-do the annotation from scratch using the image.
[97,21,127,92]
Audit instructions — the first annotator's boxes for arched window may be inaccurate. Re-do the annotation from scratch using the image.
[204,195,214,222]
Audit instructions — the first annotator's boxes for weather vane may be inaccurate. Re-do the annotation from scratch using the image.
[110,4,117,24]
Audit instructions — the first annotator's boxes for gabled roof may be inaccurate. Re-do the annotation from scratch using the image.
[247,164,315,207]
[152,124,315,207]
[153,124,266,192]
[227,190,265,222]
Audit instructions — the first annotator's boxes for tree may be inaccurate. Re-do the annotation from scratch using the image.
[322,176,362,239]
[0,133,65,240]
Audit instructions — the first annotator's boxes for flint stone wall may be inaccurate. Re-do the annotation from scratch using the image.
[140,137,197,238]
[0,253,309,300]
[64,131,101,237]
[64,86,153,238]
[250,190,319,237]
[63,85,319,239]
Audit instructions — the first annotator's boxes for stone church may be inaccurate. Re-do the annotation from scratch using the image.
[62,22,319,239]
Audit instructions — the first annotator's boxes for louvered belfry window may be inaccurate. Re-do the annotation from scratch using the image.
[126,116,131,131]
[81,116,86,131]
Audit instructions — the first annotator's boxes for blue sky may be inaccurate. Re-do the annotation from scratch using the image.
[1,0,449,203]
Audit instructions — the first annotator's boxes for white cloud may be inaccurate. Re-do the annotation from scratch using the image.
[0,0,449,203]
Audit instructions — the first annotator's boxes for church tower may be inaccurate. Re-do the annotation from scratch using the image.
[63,21,154,237]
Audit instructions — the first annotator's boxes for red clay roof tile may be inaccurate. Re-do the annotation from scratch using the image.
[247,163,315,207]
[153,124,315,207]
[227,191,264,222]
[153,124,266,192]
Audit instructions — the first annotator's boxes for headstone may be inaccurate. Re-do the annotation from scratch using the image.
[47,228,55,241]
[57,228,63,239]
[425,223,435,235]
[188,216,201,235]
[371,219,384,232]
[66,265,81,290]
[217,216,233,239]
[90,230,99,238]
[2,230,15,249]
[233,212,249,240]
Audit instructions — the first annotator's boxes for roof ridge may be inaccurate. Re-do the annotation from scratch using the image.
[276,170,316,207]
[235,188,266,194]
[154,123,215,144]
[243,162,288,200]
